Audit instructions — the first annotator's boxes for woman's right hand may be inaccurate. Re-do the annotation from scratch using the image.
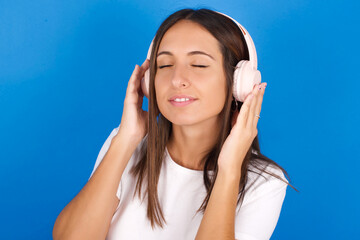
[118,59,150,145]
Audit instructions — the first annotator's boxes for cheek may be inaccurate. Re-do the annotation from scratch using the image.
[154,73,168,93]
[205,86,227,112]
[203,71,226,94]
[204,74,227,104]
[154,76,163,96]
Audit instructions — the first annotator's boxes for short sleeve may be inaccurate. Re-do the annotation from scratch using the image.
[88,126,122,200]
[234,166,288,240]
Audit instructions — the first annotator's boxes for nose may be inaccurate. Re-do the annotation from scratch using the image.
[171,64,190,90]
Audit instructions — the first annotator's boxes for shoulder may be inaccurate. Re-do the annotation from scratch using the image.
[89,126,121,179]
[234,163,289,239]
[248,162,287,182]
[243,163,288,205]
[89,126,148,179]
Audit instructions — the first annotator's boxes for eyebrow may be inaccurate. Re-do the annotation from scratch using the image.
[157,50,215,60]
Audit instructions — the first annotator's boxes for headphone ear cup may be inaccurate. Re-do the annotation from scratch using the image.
[141,67,150,98]
[141,40,154,99]
[233,60,261,102]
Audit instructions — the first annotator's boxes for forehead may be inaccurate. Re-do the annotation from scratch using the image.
[158,20,221,57]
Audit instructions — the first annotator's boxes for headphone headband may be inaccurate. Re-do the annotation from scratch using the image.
[215,11,258,69]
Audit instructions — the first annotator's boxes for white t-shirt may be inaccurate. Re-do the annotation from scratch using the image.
[89,126,288,240]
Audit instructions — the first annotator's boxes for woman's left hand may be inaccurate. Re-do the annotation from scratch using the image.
[217,82,267,177]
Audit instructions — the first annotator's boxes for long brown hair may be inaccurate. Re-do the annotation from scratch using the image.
[130,8,298,229]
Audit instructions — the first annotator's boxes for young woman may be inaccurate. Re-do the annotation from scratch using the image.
[53,8,296,240]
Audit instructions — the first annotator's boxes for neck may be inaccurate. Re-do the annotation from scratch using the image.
[166,117,221,171]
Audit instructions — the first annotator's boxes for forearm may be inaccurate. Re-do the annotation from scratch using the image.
[195,170,240,240]
[53,130,139,240]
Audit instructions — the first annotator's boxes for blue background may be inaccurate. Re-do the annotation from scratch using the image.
[1,0,359,239]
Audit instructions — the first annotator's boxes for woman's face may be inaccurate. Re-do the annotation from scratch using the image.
[155,20,227,127]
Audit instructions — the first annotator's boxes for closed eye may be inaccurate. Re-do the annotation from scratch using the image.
[158,65,209,69]
[158,65,172,69]
[192,65,208,68]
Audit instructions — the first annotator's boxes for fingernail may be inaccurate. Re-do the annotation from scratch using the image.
[259,83,267,90]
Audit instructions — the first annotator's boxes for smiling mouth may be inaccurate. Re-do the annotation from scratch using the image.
[169,98,196,107]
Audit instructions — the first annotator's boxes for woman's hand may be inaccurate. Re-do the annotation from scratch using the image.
[118,59,150,145]
[217,82,267,177]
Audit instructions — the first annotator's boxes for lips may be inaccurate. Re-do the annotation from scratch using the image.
[169,98,196,107]
[169,95,196,101]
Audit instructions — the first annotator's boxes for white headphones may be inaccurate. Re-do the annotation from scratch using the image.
[141,11,261,102]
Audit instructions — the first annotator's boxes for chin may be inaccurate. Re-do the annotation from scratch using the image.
[170,119,199,127]
[163,113,199,126]
[161,110,197,126]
